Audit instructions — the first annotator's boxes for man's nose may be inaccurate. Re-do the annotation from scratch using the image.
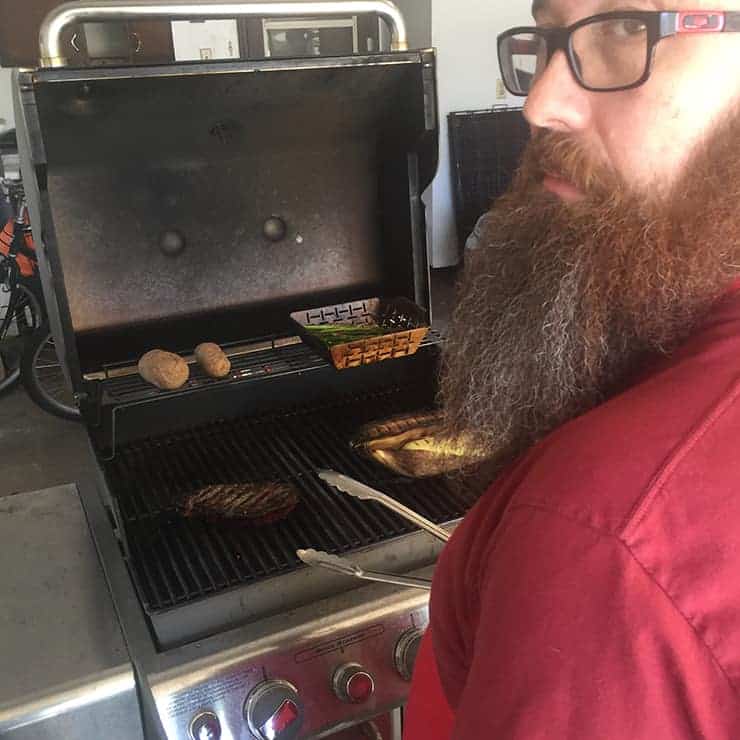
[523,49,592,133]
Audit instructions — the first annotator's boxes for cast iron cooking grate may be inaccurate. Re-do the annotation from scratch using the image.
[104,385,479,614]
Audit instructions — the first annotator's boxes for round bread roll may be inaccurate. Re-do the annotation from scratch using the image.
[138,349,189,390]
[195,342,231,379]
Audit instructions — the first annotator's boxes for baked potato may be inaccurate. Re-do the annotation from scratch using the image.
[138,349,190,390]
[195,343,231,379]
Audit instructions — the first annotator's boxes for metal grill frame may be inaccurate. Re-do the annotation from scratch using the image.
[102,385,479,647]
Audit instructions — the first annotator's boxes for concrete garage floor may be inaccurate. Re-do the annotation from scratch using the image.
[0,267,461,498]
[0,386,92,497]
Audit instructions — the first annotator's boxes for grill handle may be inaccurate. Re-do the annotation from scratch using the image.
[39,0,409,68]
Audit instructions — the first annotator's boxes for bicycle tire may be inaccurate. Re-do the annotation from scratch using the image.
[0,280,43,339]
[0,346,20,395]
[21,324,81,421]
[0,281,42,396]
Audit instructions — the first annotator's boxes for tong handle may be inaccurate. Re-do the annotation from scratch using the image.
[361,570,432,590]
[297,548,431,590]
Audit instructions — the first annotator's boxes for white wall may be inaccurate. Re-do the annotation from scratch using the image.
[0,68,14,133]
[428,0,531,267]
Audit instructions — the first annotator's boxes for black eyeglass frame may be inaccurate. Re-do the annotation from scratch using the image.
[497,10,740,95]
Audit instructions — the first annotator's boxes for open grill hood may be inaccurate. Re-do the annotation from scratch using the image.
[21,51,438,391]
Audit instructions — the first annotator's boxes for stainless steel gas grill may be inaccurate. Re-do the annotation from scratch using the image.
[106,382,474,649]
[13,3,475,737]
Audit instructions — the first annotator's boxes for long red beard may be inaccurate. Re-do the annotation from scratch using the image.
[440,109,740,469]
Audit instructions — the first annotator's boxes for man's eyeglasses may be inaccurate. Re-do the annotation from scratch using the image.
[498,10,740,95]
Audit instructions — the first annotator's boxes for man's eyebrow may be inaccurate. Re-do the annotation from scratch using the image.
[531,0,548,18]
[532,0,658,22]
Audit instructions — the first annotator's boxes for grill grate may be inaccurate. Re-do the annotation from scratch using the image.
[101,340,326,402]
[104,386,479,614]
[98,330,445,406]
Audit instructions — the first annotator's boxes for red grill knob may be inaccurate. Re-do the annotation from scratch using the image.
[332,663,376,704]
[244,680,303,740]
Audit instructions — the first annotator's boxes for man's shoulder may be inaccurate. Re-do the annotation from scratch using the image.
[490,349,740,694]
[513,348,740,535]
[449,317,740,582]
[443,296,740,616]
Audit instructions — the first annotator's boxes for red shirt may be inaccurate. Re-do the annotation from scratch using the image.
[417,290,740,739]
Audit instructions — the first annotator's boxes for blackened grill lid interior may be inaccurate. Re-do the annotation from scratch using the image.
[31,53,438,375]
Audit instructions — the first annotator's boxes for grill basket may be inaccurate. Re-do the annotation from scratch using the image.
[291,297,430,370]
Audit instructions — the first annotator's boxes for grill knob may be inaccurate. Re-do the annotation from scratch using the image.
[332,663,375,704]
[189,711,221,740]
[394,628,424,682]
[244,680,303,740]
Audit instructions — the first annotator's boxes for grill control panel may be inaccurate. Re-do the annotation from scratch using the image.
[152,589,429,740]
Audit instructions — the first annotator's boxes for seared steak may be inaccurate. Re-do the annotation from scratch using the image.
[179,482,299,525]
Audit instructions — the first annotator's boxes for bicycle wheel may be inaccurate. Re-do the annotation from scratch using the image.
[0,280,42,336]
[0,345,20,395]
[22,324,81,421]
[0,282,43,396]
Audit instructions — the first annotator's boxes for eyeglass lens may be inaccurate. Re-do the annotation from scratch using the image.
[499,33,547,95]
[500,16,651,94]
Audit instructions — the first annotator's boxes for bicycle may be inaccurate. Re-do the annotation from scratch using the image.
[0,177,80,420]
[0,182,44,395]
[22,322,80,421]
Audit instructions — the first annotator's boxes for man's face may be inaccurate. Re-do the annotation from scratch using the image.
[526,0,740,199]
[440,2,740,470]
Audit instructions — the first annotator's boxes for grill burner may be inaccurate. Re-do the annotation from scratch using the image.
[104,386,478,616]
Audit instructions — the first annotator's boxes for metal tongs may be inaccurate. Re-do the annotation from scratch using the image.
[296,470,449,590]
[316,469,451,543]
[297,548,432,590]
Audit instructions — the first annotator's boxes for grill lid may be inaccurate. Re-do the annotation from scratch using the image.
[20,51,438,382]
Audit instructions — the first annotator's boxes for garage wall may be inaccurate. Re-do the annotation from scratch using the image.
[0,68,15,132]
[429,0,531,267]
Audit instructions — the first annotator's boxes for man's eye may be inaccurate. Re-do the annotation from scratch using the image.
[620,18,647,35]
[609,18,647,38]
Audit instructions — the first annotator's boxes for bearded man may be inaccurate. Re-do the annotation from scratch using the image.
[403,2,740,738]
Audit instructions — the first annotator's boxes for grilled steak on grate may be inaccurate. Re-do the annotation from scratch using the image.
[179,482,299,525]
